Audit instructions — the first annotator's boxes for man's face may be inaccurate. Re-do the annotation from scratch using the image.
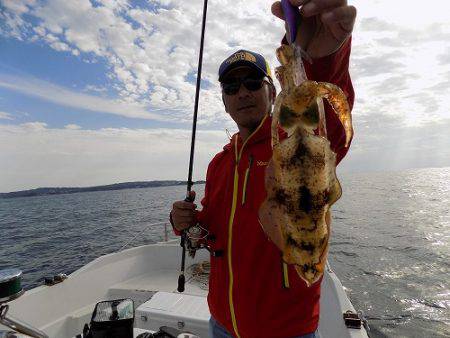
[221,67,274,132]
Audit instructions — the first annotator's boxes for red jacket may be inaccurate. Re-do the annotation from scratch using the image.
[180,38,353,338]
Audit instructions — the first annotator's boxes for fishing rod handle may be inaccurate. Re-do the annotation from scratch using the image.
[177,274,185,293]
[178,231,187,292]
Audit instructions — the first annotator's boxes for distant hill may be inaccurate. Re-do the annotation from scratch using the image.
[0,180,206,199]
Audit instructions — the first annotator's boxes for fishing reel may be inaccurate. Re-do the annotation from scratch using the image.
[178,192,222,259]
[178,224,222,293]
[184,225,207,258]
[184,225,222,258]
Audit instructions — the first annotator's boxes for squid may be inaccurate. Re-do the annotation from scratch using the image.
[259,44,353,286]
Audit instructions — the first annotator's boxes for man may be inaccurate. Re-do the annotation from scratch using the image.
[170,0,356,337]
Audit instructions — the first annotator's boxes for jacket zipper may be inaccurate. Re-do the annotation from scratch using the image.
[282,261,290,288]
[241,155,253,205]
[227,115,268,338]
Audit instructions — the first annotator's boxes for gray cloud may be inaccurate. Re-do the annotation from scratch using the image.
[0,123,228,192]
[351,73,447,158]
[370,74,417,94]
[421,23,450,43]
[359,17,392,32]
[375,24,450,48]
[437,48,450,65]
[340,113,450,172]
[352,54,405,78]
[373,37,407,48]
[426,73,450,91]
[407,92,441,115]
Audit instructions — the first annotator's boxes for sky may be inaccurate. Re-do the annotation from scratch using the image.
[0,0,449,192]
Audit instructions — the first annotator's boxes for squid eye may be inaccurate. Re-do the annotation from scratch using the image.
[279,105,297,128]
[301,101,319,126]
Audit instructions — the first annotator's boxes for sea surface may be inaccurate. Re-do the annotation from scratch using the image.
[1,167,449,337]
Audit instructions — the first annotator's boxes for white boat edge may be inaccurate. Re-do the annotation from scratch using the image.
[2,240,369,338]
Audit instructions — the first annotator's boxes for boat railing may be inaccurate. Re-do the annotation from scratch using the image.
[119,221,170,251]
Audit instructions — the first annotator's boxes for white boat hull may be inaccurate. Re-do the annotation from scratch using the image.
[2,240,368,337]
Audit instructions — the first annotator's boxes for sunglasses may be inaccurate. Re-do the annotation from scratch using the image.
[221,76,271,95]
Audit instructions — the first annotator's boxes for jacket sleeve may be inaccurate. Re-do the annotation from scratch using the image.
[303,37,354,165]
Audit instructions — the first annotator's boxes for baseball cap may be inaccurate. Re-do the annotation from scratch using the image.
[218,49,272,82]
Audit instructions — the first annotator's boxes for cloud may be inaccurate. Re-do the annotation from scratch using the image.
[2,115,449,193]
[351,5,450,127]
[0,0,284,125]
[352,54,405,78]
[369,74,417,95]
[359,17,391,32]
[0,0,36,39]
[64,124,81,130]
[20,121,48,130]
[3,0,447,128]
[0,0,449,180]
[0,111,14,120]
[339,113,450,173]
[83,84,108,93]
[0,73,168,121]
[0,122,229,192]
[437,48,450,66]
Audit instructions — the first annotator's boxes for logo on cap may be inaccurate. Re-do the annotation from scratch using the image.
[226,51,257,65]
[219,49,272,82]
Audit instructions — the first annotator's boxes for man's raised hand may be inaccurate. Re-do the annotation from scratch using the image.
[272,0,357,58]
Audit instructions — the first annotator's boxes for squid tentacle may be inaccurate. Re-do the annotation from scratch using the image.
[316,82,353,147]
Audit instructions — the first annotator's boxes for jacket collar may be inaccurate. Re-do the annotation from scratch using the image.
[223,114,272,152]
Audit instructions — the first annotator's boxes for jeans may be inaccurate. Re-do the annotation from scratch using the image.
[208,316,317,338]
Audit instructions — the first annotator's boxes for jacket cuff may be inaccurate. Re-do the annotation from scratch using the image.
[303,36,352,82]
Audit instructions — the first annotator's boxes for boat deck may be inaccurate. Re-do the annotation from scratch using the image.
[2,241,368,337]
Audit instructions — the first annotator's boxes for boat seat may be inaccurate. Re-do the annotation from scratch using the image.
[135,291,210,337]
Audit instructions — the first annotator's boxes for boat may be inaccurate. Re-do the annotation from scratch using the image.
[1,224,369,338]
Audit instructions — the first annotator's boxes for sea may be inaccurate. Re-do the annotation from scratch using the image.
[1,167,449,337]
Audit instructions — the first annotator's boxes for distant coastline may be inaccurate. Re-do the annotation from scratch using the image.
[0,180,206,199]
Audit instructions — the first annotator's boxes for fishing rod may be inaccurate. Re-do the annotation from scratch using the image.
[177,0,209,293]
